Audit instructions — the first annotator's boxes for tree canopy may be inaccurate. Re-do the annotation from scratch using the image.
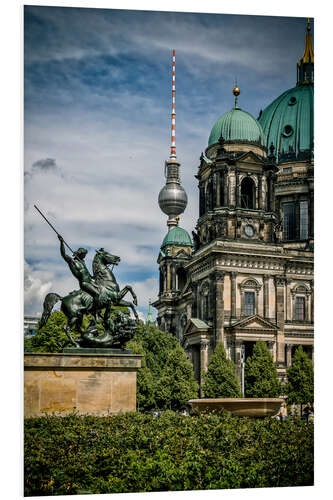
[245,341,281,397]
[286,346,314,404]
[24,310,77,353]
[202,343,241,398]
[126,323,199,411]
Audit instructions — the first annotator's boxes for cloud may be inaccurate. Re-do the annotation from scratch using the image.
[32,158,59,173]
[24,260,53,315]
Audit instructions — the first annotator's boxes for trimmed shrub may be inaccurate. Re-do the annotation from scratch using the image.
[24,412,314,496]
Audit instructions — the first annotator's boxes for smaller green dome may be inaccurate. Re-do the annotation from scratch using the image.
[161,226,193,249]
[208,107,266,147]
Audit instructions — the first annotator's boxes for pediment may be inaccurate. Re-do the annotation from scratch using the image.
[184,318,211,335]
[237,151,263,164]
[228,315,277,331]
[174,249,190,258]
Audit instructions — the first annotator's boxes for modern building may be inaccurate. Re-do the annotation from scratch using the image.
[24,314,41,338]
[153,20,314,390]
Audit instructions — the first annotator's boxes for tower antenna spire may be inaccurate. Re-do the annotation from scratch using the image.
[170,49,176,160]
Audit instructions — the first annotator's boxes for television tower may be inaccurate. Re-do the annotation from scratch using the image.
[158,50,188,231]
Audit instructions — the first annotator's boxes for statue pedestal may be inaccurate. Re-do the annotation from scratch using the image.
[24,351,143,417]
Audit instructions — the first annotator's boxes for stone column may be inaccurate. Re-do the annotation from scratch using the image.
[267,341,274,359]
[286,279,292,321]
[234,340,242,384]
[216,172,221,206]
[224,169,229,206]
[310,191,314,238]
[235,170,240,207]
[214,271,225,345]
[274,276,286,366]
[263,275,270,319]
[255,287,260,315]
[166,262,171,291]
[200,339,210,396]
[190,281,198,317]
[258,174,263,210]
[295,195,300,240]
[253,175,259,209]
[310,281,314,323]
[229,170,236,208]
[306,291,311,322]
[261,175,267,211]
[286,344,292,367]
[230,271,237,320]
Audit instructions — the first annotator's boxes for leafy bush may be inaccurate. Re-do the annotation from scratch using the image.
[202,343,241,397]
[126,324,199,411]
[245,341,281,397]
[24,412,314,496]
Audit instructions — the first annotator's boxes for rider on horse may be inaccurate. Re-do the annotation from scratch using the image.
[58,235,100,298]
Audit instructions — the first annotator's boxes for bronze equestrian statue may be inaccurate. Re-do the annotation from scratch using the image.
[36,205,139,348]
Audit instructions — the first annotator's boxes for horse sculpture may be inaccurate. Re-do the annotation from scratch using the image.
[40,248,139,347]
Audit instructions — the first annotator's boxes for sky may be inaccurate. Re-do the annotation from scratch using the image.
[24,5,312,320]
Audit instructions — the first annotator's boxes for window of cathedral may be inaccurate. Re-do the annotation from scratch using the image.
[241,177,255,209]
[300,200,309,240]
[295,296,305,321]
[176,267,187,291]
[283,202,296,240]
[244,291,255,316]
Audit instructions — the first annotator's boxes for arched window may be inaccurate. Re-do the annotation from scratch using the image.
[176,268,187,291]
[241,177,255,209]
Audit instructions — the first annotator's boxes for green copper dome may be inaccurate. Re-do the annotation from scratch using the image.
[258,84,313,163]
[161,226,193,249]
[208,107,267,147]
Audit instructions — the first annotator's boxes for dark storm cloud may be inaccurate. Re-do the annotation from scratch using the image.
[32,158,59,173]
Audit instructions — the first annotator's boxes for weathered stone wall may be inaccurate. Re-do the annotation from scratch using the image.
[24,352,142,417]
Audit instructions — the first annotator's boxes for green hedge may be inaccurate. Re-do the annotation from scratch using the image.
[24,411,313,496]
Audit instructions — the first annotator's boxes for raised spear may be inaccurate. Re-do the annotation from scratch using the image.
[34,204,74,254]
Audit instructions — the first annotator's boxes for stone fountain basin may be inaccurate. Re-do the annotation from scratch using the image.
[188,398,284,417]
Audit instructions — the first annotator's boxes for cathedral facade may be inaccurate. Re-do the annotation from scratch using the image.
[153,22,314,390]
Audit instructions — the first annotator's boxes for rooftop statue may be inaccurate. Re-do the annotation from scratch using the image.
[36,205,139,348]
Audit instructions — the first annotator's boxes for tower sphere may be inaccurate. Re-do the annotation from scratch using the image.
[158,181,188,217]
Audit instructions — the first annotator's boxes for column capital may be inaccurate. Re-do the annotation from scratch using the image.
[230,271,238,279]
[274,276,287,287]
[200,338,210,350]
[214,270,225,283]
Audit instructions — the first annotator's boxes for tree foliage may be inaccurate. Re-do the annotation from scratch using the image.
[245,341,281,397]
[202,343,241,397]
[286,346,314,404]
[126,323,199,411]
[24,310,78,353]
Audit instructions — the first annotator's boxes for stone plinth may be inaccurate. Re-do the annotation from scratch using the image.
[24,351,143,417]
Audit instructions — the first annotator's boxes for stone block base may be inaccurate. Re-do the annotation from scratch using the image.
[24,351,143,417]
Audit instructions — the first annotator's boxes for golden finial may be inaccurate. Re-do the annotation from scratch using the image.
[232,81,240,97]
[307,17,311,32]
[232,80,240,108]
